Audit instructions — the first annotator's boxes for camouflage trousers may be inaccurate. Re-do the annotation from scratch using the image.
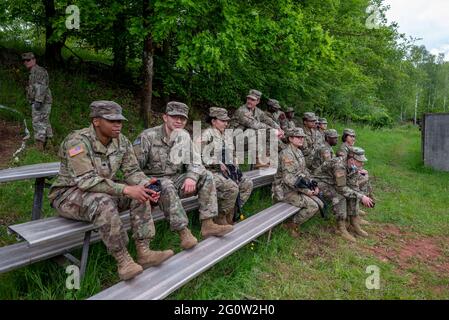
[158,170,218,231]
[31,103,53,142]
[213,173,253,217]
[283,191,320,225]
[317,182,358,220]
[52,187,155,253]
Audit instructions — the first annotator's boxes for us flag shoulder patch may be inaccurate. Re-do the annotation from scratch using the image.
[68,145,84,157]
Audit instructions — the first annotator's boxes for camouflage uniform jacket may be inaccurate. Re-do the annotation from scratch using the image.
[316,130,325,147]
[26,65,52,104]
[337,142,350,159]
[302,126,321,164]
[310,141,335,172]
[273,143,311,200]
[229,104,280,130]
[133,124,206,182]
[284,119,296,130]
[49,125,148,201]
[313,157,365,200]
[265,110,288,130]
[200,127,234,173]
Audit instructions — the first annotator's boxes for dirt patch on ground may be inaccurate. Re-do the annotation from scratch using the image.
[0,119,23,169]
[365,223,449,275]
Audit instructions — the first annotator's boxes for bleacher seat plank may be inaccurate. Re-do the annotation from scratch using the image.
[89,202,298,300]
[0,162,60,183]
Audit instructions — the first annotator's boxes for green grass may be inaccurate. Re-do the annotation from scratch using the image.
[1,46,449,299]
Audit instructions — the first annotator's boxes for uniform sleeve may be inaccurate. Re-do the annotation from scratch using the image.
[121,137,149,186]
[200,129,221,171]
[259,111,280,129]
[32,68,50,103]
[280,152,308,193]
[233,108,271,130]
[133,133,150,171]
[65,138,125,196]
[334,166,364,200]
[186,134,206,182]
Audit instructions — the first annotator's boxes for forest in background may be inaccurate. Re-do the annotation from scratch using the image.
[1,0,448,128]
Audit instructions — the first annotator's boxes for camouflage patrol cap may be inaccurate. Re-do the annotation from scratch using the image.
[89,100,127,121]
[209,107,230,121]
[21,52,35,60]
[267,98,280,109]
[303,112,317,121]
[285,107,294,113]
[348,146,367,162]
[343,128,356,136]
[166,101,189,118]
[318,117,328,124]
[324,129,338,138]
[247,89,262,100]
[285,127,306,138]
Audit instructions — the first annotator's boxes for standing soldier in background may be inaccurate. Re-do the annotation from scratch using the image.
[48,101,174,281]
[201,107,253,225]
[272,127,322,238]
[22,52,53,151]
[133,102,233,250]
[310,129,338,172]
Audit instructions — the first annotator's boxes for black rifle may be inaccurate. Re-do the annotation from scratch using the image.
[294,177,329,219]
[222,146,244,222]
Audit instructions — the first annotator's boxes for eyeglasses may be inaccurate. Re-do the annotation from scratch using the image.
[22,59,31,62]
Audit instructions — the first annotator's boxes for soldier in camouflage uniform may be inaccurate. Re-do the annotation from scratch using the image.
[201,107,253,225]
[229,89,284,168]
[133,102,233,250]
[48,101,173,281]
[265,99,288,130]
[301,112,321,168]
[313,147,375,242]
[284,107,296,130]
[336,128,373,219]
[22,52,53,151]
[310,129,338,172]
[272,127,322,237]
[336,128,356,159]
[316,117,327,146]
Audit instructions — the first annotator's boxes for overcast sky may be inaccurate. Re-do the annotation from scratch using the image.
[383,0,449,60]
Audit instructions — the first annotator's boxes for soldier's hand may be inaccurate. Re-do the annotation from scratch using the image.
[313,187,320,195]
[146,188,160,204]
[123,185,150,203]
[275,129,285,139]
[220,164,230,176]
[361,195,374,208]
[182,178,197,194]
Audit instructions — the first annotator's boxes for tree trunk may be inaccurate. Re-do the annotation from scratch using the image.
[43,0,64,65]
[112,11,127,77]
[141,0,153,128]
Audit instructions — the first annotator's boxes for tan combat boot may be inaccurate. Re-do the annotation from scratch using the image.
[358,217,370,225]
[350,216,369,237]
[282,221,300,238]
[111,248,143,281]
[135,240,174,269]
[214,214,229,226]
[358,209,367,216]
[178,228,198,250]
[201,218,233,238]
[336,220,356,242]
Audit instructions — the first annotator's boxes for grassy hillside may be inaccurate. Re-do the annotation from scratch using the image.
[1,49,448,299]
